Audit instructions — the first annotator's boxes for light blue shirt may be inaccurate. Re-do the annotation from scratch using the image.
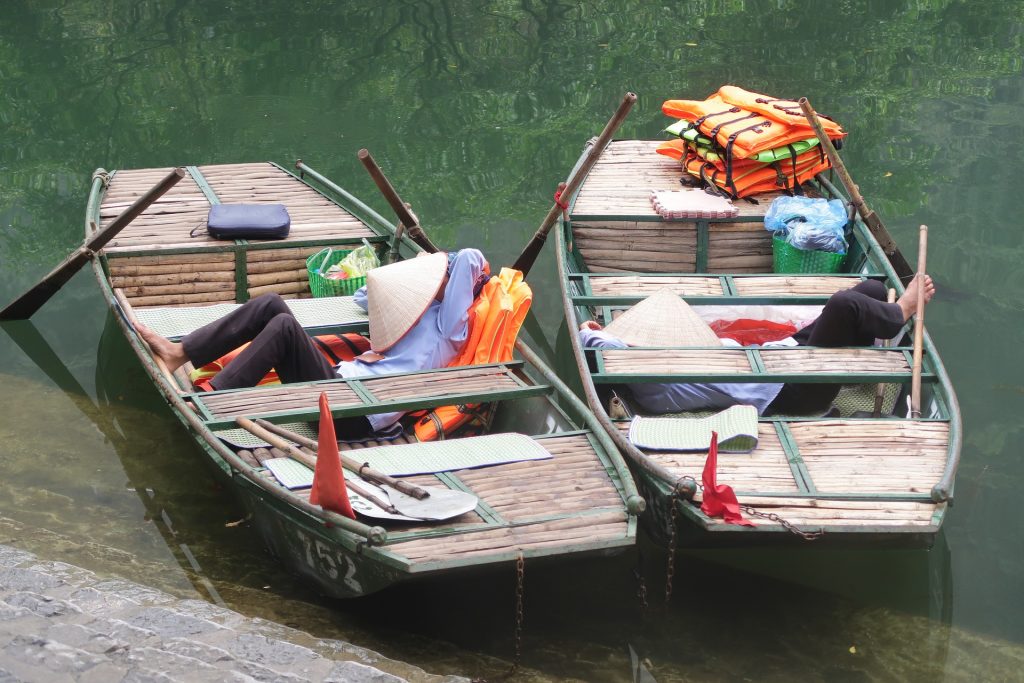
[579,328,784,416]
[337,249,487,431]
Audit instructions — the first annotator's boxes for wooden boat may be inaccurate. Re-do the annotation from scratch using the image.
[556,139,961,547]
[84,160,643,598]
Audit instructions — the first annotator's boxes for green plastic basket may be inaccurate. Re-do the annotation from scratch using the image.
[306,248,366,297]
[772,235,846,274]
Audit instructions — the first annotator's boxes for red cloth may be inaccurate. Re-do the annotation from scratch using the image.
[700,431,755,527]
[308,392,355,519]
[709,318,797,346]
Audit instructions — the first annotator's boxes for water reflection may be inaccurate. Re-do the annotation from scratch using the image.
[2,314,951,680]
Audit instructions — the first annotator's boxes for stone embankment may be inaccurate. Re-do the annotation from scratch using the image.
[0,544,466,683]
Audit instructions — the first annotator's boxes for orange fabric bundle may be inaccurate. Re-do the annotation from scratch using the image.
[413,268,532,441]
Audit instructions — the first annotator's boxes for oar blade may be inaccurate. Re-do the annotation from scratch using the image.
[383,485,479,520]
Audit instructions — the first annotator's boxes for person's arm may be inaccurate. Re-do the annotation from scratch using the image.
[436,248,488,342]
[578,327,628,350]
[353,285,368,311]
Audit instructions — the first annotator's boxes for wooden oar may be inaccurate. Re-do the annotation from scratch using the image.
[357,148,440,256]
[236,417,479,520]
[512,91,637,277]
[797,98,914,282]
[0,167,186,320]
[910,225,928,418]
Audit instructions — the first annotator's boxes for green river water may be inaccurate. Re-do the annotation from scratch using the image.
[2,2,1023,680]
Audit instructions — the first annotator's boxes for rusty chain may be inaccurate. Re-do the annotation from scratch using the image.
[674,475,824,541]
[511,552,525,675]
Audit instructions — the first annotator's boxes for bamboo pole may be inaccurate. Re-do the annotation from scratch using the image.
[513,92,637,276]
[910,225,928,418]
[357,149,440,254]
[798,98,913,281]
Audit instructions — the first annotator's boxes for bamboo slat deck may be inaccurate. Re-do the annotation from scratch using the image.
[100,163,374,251]
[97,163,379,307]
[570,141,788,273]
[194,363,546,427]
[595,347,913,380]
[617,420,947,529]
[252,431,631,564]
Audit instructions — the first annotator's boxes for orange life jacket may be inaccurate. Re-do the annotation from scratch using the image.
[683,149,831,198]
[716,86,845,139]
[189,333,371,391]
[662,91,845,160]
[412,268,533,441]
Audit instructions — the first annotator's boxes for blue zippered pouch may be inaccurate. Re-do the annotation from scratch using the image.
[205,203,290,240]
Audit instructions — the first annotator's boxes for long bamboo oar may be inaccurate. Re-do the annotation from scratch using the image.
[797,98,913,282]
[1,167,186,320]
[910,225,928,418]
[512,91,637,277]
[357,149,440,256]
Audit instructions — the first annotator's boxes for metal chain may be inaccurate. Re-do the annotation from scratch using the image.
[664,484,682,604]
[511,552,525,675]
[674,475,824,542]
[633,547,649,613]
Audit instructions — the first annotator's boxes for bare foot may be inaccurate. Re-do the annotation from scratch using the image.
[897,274,936,322]
[136,323,189,373]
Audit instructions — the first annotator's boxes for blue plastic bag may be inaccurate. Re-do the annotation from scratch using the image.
[764,196,848,254]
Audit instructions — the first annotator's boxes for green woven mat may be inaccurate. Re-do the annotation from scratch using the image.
[134,297,368,339]
[629,405,759,452]
[355,433,552,476]
[215,422,318,449]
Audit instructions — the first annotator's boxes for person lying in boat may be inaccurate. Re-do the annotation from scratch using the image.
[578,276,935,416]
[138,248,490,437]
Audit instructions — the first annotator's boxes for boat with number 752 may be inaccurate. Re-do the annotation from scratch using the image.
[80,159,642,598]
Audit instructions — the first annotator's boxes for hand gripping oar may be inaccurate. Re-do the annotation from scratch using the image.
[236,417,479,520]
[1,167,186,320]
[512,91,637,277]
[798,98,914,282]
[910,225,928,418]
[357,148,441,257]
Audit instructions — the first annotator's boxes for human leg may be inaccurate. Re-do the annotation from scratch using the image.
[767,276,935,415]
[209,312,336,390]
[181,293,294,368]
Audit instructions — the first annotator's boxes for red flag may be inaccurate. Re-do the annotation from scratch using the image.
[700,431,755,527]
[309,392,355,519]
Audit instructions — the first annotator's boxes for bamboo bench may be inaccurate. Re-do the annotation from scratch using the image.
[192,361,551,430]
[131,296,369,340]
[616,418,950,507]
[568,272,886,307]
[589,346,931,385]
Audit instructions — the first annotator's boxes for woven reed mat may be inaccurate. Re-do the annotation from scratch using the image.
[134,297,368,338]
[629,404,759,452]
[355,433,552,476]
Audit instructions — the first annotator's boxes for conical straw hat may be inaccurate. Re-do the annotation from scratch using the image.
[366,252,448,352]
[603,288,721,347]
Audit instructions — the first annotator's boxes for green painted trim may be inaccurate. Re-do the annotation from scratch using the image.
[234,247,248,303]
[186,165,220,205]
[200,383,552,430]
[572,294,841,306]
[345,379,378,405]
[593,371,932,384]
[436,471,506,525]
[696,219,709,272]
[746,348,765,375]
[721,275,735,295]
[775,422,815,493]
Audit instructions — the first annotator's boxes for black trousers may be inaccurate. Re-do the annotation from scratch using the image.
[765,279,905,415]
[182,293,372,437]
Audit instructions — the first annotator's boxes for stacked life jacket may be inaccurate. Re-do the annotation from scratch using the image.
[658,85,846,198]
[411,267,533,441]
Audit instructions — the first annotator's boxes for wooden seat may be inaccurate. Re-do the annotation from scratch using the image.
[590,346,927,385]
[569,272,883,307]
[194,362,551,429]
